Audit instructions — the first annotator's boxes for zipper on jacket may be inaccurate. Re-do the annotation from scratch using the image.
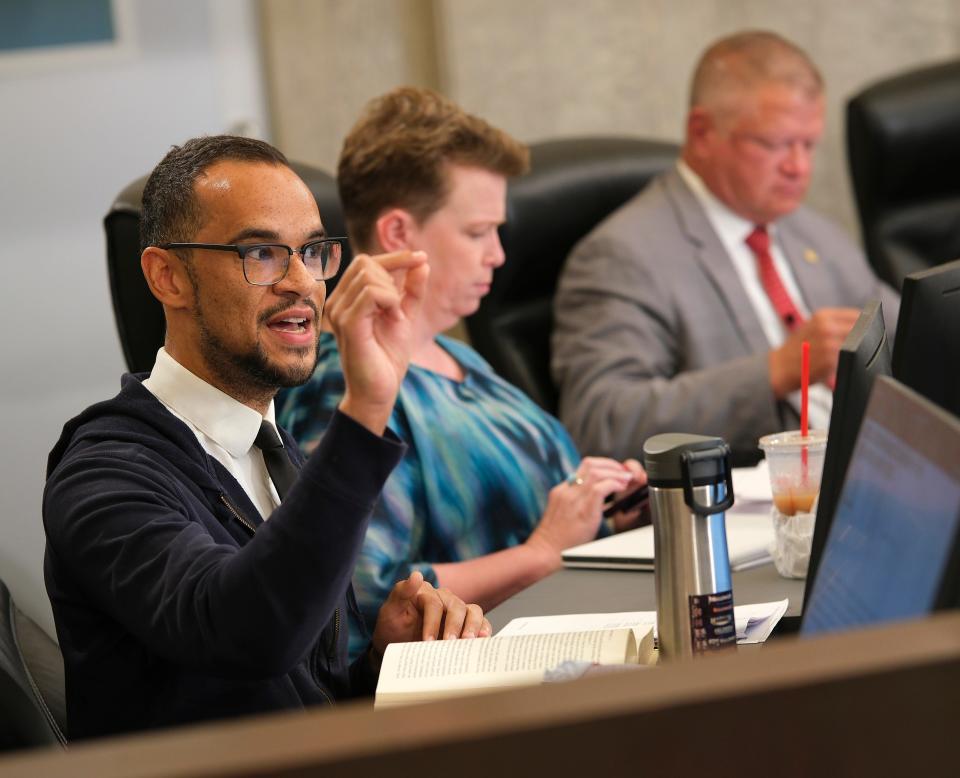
[312,610,339,707]
[333,608,341,655]
[310,644,335,706]
[321,607,342,662]
[219,493,256,535]
[220,491,335,706]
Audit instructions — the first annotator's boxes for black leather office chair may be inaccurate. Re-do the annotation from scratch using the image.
[0,579,66,750]
[464,137,680,415]
[847,59,960,290]
[104,161,349,374]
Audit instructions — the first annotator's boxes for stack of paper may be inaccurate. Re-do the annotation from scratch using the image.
[563,512,773,570]
[731,460,773,507]
[496,599,789,645]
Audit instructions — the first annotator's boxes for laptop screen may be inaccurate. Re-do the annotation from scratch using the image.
[801,377,960,636]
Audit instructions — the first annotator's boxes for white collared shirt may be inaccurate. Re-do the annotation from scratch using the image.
[143,348,281,519]
[676,161,831,430]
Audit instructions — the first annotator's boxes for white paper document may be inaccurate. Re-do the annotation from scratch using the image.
[562,511,774,571]
[732,461,773,505]
[496,599,789,645]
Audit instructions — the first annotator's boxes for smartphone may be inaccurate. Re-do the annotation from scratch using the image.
[602,485,650,518]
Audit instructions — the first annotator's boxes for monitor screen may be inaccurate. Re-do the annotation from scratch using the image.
[802,377,960,637]
[892,258,960,417]
[803,300,892,610]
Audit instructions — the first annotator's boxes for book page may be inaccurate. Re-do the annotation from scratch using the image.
[496,611,656,645]
[375,629,635,707]
[385,628,633,679]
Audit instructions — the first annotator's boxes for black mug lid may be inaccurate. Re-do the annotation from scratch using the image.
[643,433,729,486]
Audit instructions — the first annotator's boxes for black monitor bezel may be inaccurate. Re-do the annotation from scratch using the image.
[892,258,960,418]
[802,299,892,612]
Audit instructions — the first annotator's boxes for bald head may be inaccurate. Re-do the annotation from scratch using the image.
[690,31,823,119]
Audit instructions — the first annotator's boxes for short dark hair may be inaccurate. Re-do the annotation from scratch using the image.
[337,87,529,251]
[140,135,289,251]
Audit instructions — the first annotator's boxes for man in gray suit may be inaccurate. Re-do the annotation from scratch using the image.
[552,31,899,464]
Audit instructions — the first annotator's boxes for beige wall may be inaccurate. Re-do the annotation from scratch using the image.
[261,0,960,240]
[260,0,441,177]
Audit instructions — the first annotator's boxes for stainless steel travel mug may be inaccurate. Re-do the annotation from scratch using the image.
[643,433,736,661]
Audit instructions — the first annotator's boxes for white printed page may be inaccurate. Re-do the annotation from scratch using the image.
[496,600,788,644]
[732,461,772,503]
[736,599,790,643]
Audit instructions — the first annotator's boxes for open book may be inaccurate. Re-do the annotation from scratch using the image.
[375,624,655,709]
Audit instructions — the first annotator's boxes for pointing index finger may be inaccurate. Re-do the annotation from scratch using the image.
[369,249,428,273]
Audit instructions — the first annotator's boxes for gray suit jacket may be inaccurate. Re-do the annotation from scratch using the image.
[552,168,900,463]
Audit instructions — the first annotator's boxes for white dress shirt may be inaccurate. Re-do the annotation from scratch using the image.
[143,347,282,519]
[676,161,831,431]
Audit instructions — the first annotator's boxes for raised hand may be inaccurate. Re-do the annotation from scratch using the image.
[326,251,429,434]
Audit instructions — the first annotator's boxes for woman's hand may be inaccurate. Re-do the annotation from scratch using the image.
[526,457,644,562]
[604,458,649,532]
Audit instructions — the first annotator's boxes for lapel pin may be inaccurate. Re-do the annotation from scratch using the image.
[803,248,819,264]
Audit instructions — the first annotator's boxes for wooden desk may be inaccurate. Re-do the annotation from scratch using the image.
[488,562,806,631]
[2,612,958,777]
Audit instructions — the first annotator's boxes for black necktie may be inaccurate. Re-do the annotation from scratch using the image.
[254,421,299,501]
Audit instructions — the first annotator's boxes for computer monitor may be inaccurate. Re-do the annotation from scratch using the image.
[802,300,892,610]
[801,376,960,636]
[892,258,960,417]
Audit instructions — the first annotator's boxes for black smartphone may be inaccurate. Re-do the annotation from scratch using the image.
[602,485,650,518]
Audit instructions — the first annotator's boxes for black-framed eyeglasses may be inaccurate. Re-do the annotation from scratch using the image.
[158,238,346,286]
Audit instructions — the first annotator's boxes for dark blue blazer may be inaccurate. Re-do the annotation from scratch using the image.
[43,374,403,740]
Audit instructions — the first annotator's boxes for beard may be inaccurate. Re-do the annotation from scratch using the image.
[194,299,322,403]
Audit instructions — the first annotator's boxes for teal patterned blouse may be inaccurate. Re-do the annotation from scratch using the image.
[277,332,581,660]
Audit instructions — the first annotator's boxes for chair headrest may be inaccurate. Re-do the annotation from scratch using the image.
[464,136,679,414]
[848,59,960,214]
[493,136,679,306]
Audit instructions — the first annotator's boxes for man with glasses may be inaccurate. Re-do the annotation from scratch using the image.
[43,135,489,740]
[553,30,899,465]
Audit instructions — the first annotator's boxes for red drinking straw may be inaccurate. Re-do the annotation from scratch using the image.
[801,341,810,480]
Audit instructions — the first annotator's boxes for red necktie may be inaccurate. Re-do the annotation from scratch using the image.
[745,225,805,332]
